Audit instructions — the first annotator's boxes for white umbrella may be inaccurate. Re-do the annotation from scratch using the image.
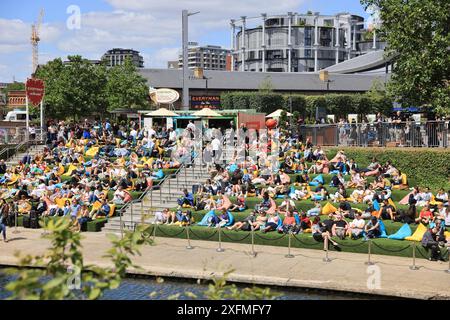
[192,108,222,117]
[146,108,178,117]
[266,109,292,118]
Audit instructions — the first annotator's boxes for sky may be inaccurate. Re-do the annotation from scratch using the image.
[0,0,372,83]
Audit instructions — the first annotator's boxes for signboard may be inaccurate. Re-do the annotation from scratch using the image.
[150,88,179,105]
[190,96,221,109]
[26,78,45,106]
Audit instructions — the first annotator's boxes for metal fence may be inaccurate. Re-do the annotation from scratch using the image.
[299,121,450,148]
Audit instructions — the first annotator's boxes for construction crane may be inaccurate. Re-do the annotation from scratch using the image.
[31,9,44,76]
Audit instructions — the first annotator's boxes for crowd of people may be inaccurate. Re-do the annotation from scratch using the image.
[154,127,450,261]
[0,119,191,240]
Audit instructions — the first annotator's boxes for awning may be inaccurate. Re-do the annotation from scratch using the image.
[266,109,292,118]
[146,108,178,117]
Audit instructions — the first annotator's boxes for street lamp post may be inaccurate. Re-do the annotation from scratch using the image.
[182,10,200,111]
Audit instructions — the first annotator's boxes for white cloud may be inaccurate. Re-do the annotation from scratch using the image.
[150,47,180,68]
[0,18,61,54]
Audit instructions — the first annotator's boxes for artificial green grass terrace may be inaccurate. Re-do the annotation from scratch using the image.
[143,224,449,261]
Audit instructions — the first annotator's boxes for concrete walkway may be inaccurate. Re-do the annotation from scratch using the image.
[0,228,449,300]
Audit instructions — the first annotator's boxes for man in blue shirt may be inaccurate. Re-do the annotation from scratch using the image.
[177,189,194,208]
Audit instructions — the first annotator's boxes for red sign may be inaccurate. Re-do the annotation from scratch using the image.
[26,78,45,106]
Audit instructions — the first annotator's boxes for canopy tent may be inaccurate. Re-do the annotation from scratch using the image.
[146,108,178,117]
[192,108,222,118]
[266,109,292,118]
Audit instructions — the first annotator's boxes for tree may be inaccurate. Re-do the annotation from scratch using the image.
[361,0,450,116]
[106,57,150,111]
[36,56,107,120]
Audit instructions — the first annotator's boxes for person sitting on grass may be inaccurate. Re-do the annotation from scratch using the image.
[154,208,170,224]
[90,199,110,219]
[347,212,365,239]
[349,185,365,203]
[332,214,348,240]
[278,198,296,216]
[176,209,192,226]
[75,204,91,232]
[379,199,396,221]
[415,204,433,225]
[337,200,352,218]
[251,210,268,231]
[299,212,311,231]
[227,211,256,231]
[306,200,322,217]
[421,226,445,262]
[228,194,247,212]
[261,212,280,233]
[364,216,381,240]
[278,210,299,234]
[177,188,194,208]
[311,216,341,251]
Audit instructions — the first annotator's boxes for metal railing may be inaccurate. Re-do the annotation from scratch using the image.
[299,121,450,148]
[0,129,46,161]
[117,145,203,237]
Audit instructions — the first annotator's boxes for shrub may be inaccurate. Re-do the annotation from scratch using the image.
[326,147,450,190]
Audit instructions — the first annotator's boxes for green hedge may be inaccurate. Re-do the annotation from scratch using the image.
[144,224,448,261]
[325,148,450,190]
[220,92,392,117]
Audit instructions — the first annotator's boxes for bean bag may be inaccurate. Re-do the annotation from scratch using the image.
[277,215,283,228]
[86,147,99,157]
[388,223,412,240]
[108,204,116,217]
[379,220,388,238]
[388,198,397,210]
[399,192,412,205]
[373,199,380,211]
[55,198,71,208]
[197,210,216,226]
[57,165,65,176]
[405,223,428,241]
[294,213,301,225]
[322,202,337,215]
[308,174,324,186]
[66,164,78,176]
[222,212,235,227]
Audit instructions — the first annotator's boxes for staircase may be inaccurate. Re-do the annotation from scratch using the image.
[103,164,212,233]
[103,144,233,234]
[5,143,47,166]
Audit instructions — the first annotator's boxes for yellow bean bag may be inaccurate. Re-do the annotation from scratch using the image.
[57,165,65,176]
[85,147,99,157]
[92,201,102,211]
[388,198,397,210]
[109,204,116,217]
[401,173,407,185]
[322,202,338,215]
[445,231,450,239]
[7,174,19,186]
[405,223,427,241]
[55,198,71,208]
[66,164,78,176]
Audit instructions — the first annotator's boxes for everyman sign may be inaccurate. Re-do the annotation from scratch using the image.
[26,78,45,106]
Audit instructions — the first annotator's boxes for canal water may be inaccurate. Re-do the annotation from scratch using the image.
[0,272,380,300]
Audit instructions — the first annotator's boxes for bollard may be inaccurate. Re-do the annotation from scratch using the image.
[285,230,294,258]
[365,239,374,265]
[12,211,20,234]
[409,242,419,270]
[249,225,256,257]
[323,237,331,262]
[186,226,193,250]
[216,227,224,252]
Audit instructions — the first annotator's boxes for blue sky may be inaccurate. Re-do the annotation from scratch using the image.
[0,0,371,83]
